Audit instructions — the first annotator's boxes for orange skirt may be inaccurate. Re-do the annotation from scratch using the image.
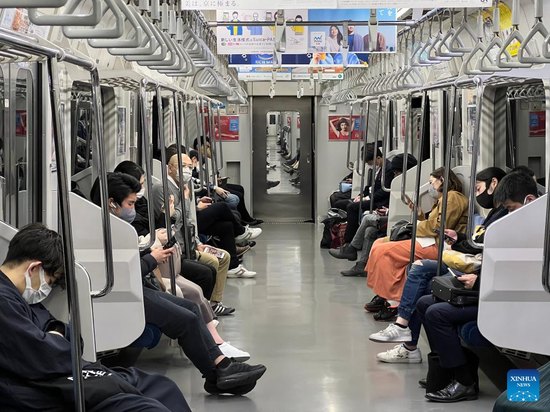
[366,239,438,301]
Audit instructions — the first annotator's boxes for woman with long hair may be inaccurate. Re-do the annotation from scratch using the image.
[326,25,343,52]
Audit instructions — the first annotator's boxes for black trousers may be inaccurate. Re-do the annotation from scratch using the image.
[343,201,368,244]
[197,202,245,269]
[330,191,351,208]
[223,183,254,222]
[416,295,479,369]
[90,367,191,412]
[142,287,223,382]
[180,259,216,300]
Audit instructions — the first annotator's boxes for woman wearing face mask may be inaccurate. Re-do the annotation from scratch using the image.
[364,167,468,321]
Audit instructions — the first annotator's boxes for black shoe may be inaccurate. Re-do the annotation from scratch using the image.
[341,261,367,277]
[364,295,386,312]
[247,219,264,226]
[248,240,256,248]
[329,244,358,261]
[425,380,479,403]
[267,180,280,189]
[216,360,267,390]
[374,302,398,321]
[419,378,427,389]
[204,380,257,395]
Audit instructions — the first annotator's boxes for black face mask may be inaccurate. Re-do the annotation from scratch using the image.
[476,188,494,209]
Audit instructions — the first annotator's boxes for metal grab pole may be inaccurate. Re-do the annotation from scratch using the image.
[156,86,177,296]
[47,57,85,412]
[216,106,224,171]
[194,101,205,187]
[357,101,370,223]
[90,69,115,298]
[369,97,384,214]
[381,99,392,192]
[172,91,192,260]
[436,86,457,277]
[345,102,355,172]
[400,95,412,205]
[466,78,485,249]
[409,90,429,264]
[182,97,191,150]
[138,79,156,251]
[506,98,516,169]
[207,101,219,184]
[199,99,212,197]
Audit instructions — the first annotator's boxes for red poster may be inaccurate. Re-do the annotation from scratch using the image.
[16,110,27,136]
[400,111,406,142]
[206,116,239,141]
[297,116,301,129]
[328,115,361,141]
[529,111,545,137]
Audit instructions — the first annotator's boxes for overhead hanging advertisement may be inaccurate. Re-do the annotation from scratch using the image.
[337,0,489,7]
[228,8,396,67]
[237,67,292,81]
[182,0,336,10]
[217,9,308,54]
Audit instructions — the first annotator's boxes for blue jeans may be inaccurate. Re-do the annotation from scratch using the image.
[400,259,449,347]
[224,193,240,210]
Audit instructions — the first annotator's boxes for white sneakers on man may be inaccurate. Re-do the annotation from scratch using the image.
[376,344,422,364]
[369,323,412,343]
[235,226,262,243]
[218,342,250,362]
[227,265,257,278]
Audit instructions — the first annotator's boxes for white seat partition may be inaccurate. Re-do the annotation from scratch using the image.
[72,167,93,199]
[53,192,145,352]
[479,195,550,355]
[0,221,97,361]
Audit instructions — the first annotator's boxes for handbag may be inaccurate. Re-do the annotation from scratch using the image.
[432,275,479,306]
[442,250,482,273]
[389,220,413,242]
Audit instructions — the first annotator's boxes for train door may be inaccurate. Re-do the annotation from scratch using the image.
[1,63,39,228]
[252,97,313,221]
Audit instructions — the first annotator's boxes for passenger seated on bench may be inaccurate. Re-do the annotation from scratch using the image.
[369,167,508,365]
[365,167,468,321]
[0,223,191,411]
[333,142,395,252]
[113,160,234,317]
[413,172,539,403]
[328,147,365,209]
[95,173,267,394]
[156,153,260,279]
[329,154,417,277]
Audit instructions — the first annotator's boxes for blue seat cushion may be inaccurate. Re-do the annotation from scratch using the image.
[460,321,492,347]
[129,323,162,349]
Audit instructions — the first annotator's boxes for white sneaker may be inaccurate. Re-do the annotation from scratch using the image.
[212,319,220,328]
[246,226,262,240]
[235,230,251,242]
[227,264,257,278]
[376,344,422,364]
[369,323,412,343]
[218,342,250,362]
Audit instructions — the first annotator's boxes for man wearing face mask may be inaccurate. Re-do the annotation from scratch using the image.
[0,223,193,411]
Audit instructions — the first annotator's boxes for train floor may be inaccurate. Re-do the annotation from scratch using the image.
[134,224,501,412]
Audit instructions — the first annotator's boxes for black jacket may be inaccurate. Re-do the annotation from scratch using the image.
[362,160,394,209]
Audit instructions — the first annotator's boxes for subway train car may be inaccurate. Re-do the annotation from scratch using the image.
[0,0,549,411]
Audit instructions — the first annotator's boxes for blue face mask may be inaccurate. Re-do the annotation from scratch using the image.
[113,202,136,223]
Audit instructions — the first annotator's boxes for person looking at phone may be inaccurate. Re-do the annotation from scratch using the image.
[369,167,508,368]
[364,167,468,322]
[330,154,417,277]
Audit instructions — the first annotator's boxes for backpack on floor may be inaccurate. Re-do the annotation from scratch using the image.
[329,222,347,249]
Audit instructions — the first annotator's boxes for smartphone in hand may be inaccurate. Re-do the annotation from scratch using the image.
[448,268,463,279]
[163,237,177,250]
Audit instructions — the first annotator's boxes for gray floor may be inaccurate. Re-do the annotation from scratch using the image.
[266,134,300,195]
[135,224,500,412]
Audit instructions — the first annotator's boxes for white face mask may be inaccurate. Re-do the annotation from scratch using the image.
[136,187,145,199]
[22,264,52,304]
[428,183,440,200]
[181,167,193,184]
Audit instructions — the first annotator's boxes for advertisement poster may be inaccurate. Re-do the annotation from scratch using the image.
[529,111,545,137]
[482,3,518,56]
[216,116,240,142]
[0,8,50,38]
[432,109,439,148]
[237,67,292,81]
[328,115,361,141]
[400,111,406,142]
[15,110,27,136]
[217,9,307,54]
[183,0,336,10]
[117,107,127,156]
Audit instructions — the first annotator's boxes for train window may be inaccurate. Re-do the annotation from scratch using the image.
[70,90,93,176]
[266,111,300,195]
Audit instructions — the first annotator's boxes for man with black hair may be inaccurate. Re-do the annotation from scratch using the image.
[511,165,537,182]
[0,223,191,411]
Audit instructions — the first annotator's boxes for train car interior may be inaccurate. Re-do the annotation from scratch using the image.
[0,0,549,411]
